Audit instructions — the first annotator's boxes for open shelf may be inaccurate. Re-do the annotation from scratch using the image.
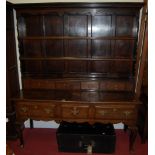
[19,36,136,40]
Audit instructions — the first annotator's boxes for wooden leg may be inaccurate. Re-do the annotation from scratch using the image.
[30,119,34,129]
[19,129,24,148]
[16,122,25,148]
[141,111,148,144]
[124,124,128,132]
[128,126,138,153]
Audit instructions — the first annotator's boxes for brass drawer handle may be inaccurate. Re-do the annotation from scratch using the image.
[21,107,27,113]
[98,110,107,116]
[114,84,118,89]
[34,105,38,109]
[113,108,117,112]
[71,107,80,116]
[44,108,51,114]
[123,111,132,117]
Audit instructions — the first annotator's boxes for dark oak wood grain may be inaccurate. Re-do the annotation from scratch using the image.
[6,2,20,139]
[11,2,145,152]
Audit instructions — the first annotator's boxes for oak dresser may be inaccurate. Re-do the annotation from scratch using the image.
[11,2,145,152]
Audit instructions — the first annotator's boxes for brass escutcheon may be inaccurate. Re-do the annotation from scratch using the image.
[98,110,107,116]
[21,107,27,113]
[123,111,132,117]
[44,108,51,114]
[71,107,80,116]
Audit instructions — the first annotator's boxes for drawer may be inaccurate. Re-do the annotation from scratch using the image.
[55,81,80,90]
[81,81,99,90]
[16,102,29,117]
[95,106,136,120]
[99,81,133,91]
[23,79,55,89]
[30,103,55,117]
[61,104,89,119]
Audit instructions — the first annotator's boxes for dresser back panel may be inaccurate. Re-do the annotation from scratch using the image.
[16,4,141,86]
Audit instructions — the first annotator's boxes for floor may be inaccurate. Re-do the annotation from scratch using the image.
[7,128,148,155]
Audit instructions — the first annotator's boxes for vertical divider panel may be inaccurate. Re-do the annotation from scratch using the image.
[64,14,68,74]
[111,14,116,59]
[88,14,92,74]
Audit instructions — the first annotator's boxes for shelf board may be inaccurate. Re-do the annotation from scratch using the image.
[22,73,134,79]
[20,57,136,61]
[19,36,136,40]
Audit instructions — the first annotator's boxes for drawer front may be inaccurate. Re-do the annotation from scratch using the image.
[23,79,55,89]
[30,103,55,117]
[16,102,55,118]
[61,105,89,119]
[81,81,99,90]
[16,102,29,117]
[99,81,133,91]
[95,106,136,120]
[55,81,80,90]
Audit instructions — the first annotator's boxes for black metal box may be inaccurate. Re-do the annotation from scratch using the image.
[56,122,116,153]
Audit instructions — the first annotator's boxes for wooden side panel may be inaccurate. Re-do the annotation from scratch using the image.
[6,2,20,139]
[6,31,16,67]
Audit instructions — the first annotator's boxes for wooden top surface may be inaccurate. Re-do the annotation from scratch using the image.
[12,90,139,103]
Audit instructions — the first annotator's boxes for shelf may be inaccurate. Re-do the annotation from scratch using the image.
[20,57,136,61]
[22,73,134,79]
[19,36,136,40]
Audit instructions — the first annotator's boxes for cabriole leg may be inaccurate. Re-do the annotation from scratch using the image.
[16,122,25,148]
[30,119,34,129]
[128,126,138,153]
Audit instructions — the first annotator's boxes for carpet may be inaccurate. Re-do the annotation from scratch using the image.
[7,129,148,155]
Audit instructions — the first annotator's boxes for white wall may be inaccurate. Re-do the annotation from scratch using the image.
[11,0,143,129]
[24,119,124,129]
